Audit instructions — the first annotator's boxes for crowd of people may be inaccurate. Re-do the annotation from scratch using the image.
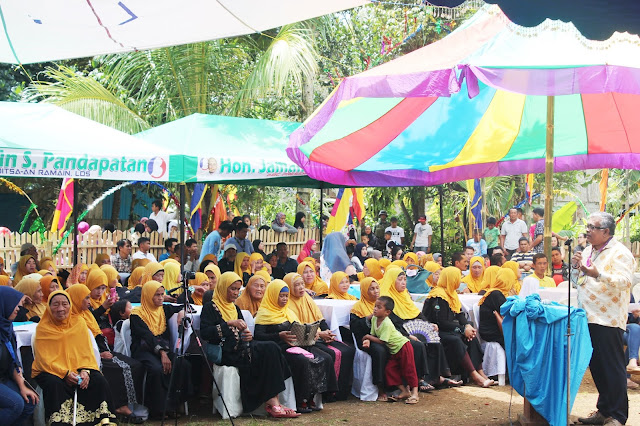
[0,206,637,425]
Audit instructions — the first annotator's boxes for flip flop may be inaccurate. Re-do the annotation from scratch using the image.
[377,394,388,402]
[387,395,400,402]
[436,378,462,389]
[419,380,435,392]
[405,395,419,405]
[627,366,640,375]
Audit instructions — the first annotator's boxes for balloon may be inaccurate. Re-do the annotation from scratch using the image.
[0,227,10,235]
[140,217,148,223]
[78,221,90,234]
[88,225,102,234]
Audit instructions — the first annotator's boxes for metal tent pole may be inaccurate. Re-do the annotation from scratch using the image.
[319,186,324,249]
[439,186,445,255]
[72,179,78,266]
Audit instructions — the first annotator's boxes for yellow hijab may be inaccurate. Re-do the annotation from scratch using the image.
[234,252,250,278]
[427,266,463,313]
[32,290,99,379]
[327,271,357,300]
[14,255,36,284]
[204,263,222,286]
[0,275,11,286]
[351,277,378,318]
[296,261,329,295]
[424,261,442,287]
[100,264,121,287]
[212,272,241,322]
[14,278,46,320]
[235,274,266,316]
[141,262,164,287]
[85,269,109,310]
[479,268,517,306]
[285,273,324,324]
[481,266,501,290]
[40,257,58,276]
[378,264,402,293]
[391,260,408,269]
[249,252,266,274]
[254,279,299,325]
[403,253,418,265]
[379,258,391,271]
[131,281,166,336]
[66,284,102,337]
[462,256,485,293]
[254,269,271,284]
[502,261,522,293]
[381,268,421,320]
[189,272,208,305]
[131,258,150,271]
[39,275,59,301]
[161,262,181,294]
[128,266,145,289]
[94,253,110,266]
[358,258,384,281]
[418,254,434,267]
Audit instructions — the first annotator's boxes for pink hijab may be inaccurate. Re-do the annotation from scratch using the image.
[297,239,316,264]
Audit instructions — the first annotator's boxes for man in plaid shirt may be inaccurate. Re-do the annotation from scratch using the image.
[111,239,132,273]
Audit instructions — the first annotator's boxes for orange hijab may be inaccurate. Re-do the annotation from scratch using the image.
[326,271,357,300]
[235,274,267,316]
[296,261,329,295]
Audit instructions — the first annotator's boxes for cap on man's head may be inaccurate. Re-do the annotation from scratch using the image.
[223,243,238,252]
[378,210,388,217]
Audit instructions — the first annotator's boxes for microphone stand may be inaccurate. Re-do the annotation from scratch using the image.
[565,239,574,426]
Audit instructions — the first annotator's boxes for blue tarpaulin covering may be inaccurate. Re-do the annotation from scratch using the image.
[501,294,593,426]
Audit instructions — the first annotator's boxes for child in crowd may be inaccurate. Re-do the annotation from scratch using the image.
[383,230,394,258]
[484,217,500,256]
[363,296,419,404]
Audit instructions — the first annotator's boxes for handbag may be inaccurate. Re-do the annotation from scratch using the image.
[205,341,222,365]
[406,266,432,294]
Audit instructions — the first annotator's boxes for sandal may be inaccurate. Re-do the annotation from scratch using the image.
[377,394,388,402]
[480,379,495,388]
[405,395,419,405]
[387,395,400,402]
[627,366,640,375]
[436,378,463,389]
[266,404,301,418]
[419,380,435,392]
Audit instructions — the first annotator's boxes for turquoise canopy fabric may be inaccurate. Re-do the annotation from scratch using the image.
[501,294,593,426]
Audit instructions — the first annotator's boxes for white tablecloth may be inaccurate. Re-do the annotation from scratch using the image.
[410,293,481,322]
[14,322,37,364]
[315,299,356,340]
[536,287,578,307]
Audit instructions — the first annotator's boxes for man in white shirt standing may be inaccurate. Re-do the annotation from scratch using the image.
[385,217,405,247]
[131,237,158,262]
[499,208,528,259]
[411,215,432,253]
[574,212,633,426]
[149,199,174,237]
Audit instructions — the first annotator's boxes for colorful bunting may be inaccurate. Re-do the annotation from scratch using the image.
[599,169,609,212]
[326,188,353,234]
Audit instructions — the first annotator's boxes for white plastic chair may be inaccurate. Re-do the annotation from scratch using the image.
[473,304,506,386]
[350,334,378,401]
[114,319,130,356]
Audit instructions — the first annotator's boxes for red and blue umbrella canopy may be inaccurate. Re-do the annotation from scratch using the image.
[287,5,640,187]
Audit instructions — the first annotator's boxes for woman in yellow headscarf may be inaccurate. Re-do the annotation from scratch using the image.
[40,257,58,276]
[40,275,60,302]
[14,277,46,321]
[283,271,356,401]
[94,253,110,266]
[129,280,187,418]
[203,263,221,288]
[235,274,267,316]
[0,275,11,286]
[481,266,501,292]
[378,258,391,272]
[423,267,494,387]
[256,277,340,411]
[424,261,442,288]
[85,268,111,312]
[201,275,299,417]
[127,266,145,289]
[357,258,384,281]
[477,269,516,349]
[33,290,116,424]
[326,271,357,300]
[67,263,89,285]
[296,261,329,296]
[67,284,146,421]
[234,252,251,285]
[349,277,388,396]
[381,268,421,320]
[14,255,37,284]
[418,254,434,268]
[377,264,402,293]
[501,261,522,294]
[461,256,486,293]
[161,261,181,294]
[131,258,150,272]
[249,252,267,275]
[391,259,408,269]
[403,252,419,266]
[140,262,164,287]
[183,272,210,306]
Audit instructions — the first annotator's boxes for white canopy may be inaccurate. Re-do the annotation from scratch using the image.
[0,0,368,64]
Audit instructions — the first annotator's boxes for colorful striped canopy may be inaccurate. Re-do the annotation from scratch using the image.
[287,5,640,187]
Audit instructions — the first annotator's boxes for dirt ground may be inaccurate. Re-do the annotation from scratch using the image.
[146,369,640,426]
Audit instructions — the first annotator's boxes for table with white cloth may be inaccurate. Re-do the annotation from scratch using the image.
[314,299,356,341]
[535,287,578,307]
[410,293,482,324]
[14,321,38,364]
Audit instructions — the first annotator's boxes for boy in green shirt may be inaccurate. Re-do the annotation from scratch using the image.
[484,217,500,255]
[363,296,419,404]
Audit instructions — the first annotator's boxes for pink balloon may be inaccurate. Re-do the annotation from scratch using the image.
[78,221,90,234]
[0,226,10,235]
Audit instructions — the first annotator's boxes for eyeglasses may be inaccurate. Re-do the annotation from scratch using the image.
[586,224,606,231]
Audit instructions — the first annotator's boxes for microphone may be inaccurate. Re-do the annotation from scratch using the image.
[564,238,573,246]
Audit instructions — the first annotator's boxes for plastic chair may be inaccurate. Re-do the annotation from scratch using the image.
[472,304,506,386]
[114,319,130,357]
[350,334,378,401]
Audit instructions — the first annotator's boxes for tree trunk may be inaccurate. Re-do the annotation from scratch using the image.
[297,76,315,222]
[128,188,138,228]
[110,189,121,225]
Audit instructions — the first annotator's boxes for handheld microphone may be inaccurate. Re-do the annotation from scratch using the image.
[564,238,573,246]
